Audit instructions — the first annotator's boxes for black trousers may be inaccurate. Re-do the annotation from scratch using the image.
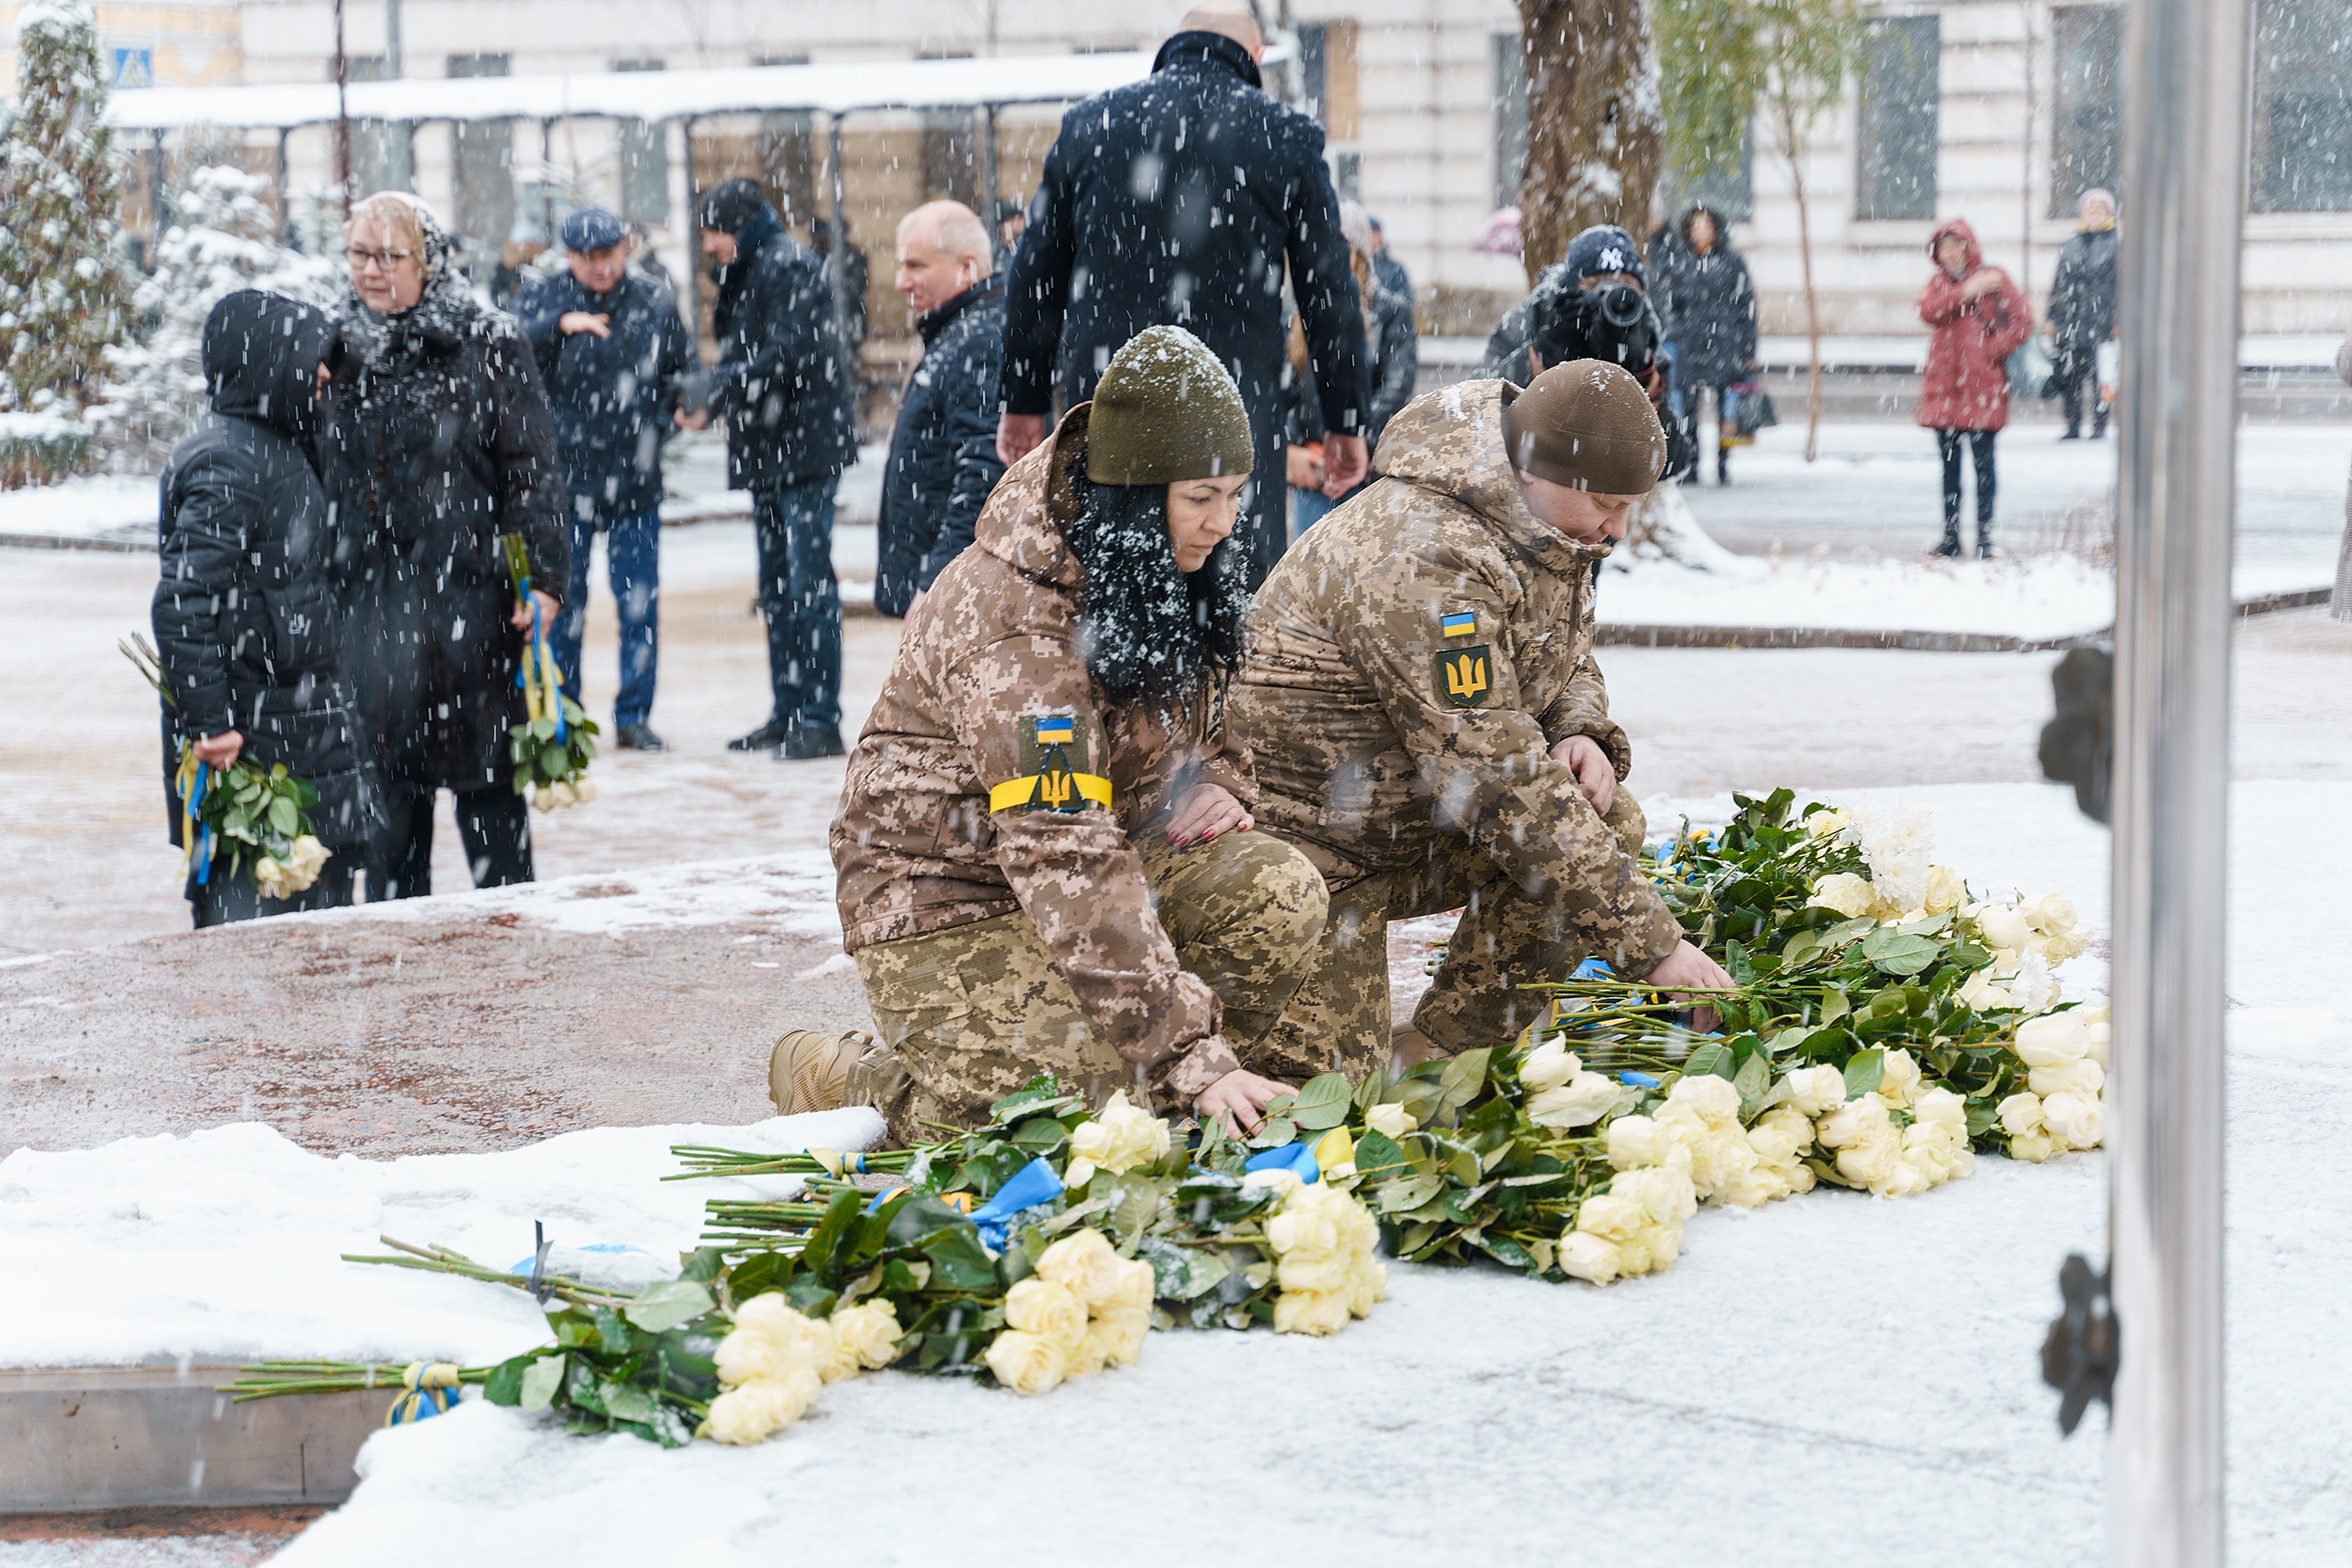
[189,861,358,928]
[373,786,532,901]
[2053,344,2104,434]
[1935,428,1998,542]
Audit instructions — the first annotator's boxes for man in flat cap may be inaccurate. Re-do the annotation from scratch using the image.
[515,206,702,751]
[1229,361,1732,1073]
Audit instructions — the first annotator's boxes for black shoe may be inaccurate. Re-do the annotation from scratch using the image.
[615,723,667,752]
[2092,422,2107,440]
[777,724,846,760]
[2060,429,2082,441]
[1976,536,1994,561]
[728,719,791,753]
[1933,535,1964,559]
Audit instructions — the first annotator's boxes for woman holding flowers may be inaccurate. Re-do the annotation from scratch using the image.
[820,326,1330,1142]
[321,192,568,898]
[151,290,378,925]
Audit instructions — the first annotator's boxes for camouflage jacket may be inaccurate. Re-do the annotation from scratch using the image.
[831,403,1252,1102]
[1228,378,1684,977]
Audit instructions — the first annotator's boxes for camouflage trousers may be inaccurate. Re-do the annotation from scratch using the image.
[1258,789,1650,1076]
[849,829,1329,1144]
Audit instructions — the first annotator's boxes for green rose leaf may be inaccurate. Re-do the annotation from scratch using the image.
[598,1380,656,1425]
[1683,1040,1734,1081]
[1860,928,1940,976]
[621,1279,713,1332]
[1843,1047,1886,1099]
[1287,1073,1354,1131]
[266,795,299,837]
[519,1352,566,1411]
[1437,1047,1493,1112]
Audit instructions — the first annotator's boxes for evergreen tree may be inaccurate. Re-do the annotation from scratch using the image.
[0,0,132,417]
[100,164,343,466]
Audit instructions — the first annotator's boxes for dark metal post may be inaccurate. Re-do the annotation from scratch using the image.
[275,126,292,245]
[826,113,851,332]
[2107,0,2250,1560]
[982,103,998,232]
[332,0,351,210]
[148,129,166,254]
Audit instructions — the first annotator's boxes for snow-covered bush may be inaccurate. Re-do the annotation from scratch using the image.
[96,165,343,468]
[0,0,132,466]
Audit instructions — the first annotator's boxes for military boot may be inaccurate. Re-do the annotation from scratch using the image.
[768,1028,873,1116]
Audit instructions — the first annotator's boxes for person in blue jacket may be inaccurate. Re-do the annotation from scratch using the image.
[515,207,702,752]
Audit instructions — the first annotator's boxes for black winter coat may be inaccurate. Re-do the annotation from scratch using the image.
[153,290,376,854]
[710,209,858,491]
[2048,227,2118,348]
[1658,210,1758,388]
[1003,30,1370,586]
[323,278,569,793]
[1284,281,1417,459]
[514,269,699,517]
[875,277,1007,617]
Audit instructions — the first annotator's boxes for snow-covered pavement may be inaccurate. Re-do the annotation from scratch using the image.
[6,782,2347,1565]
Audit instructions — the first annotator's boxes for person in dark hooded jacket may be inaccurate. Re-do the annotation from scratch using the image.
[2045,189,2118,441]
[1657,204,1759,485]
[152,289,378,926]
[695,178,861,760]
[997,5,1371,590]
[322,191,569,898]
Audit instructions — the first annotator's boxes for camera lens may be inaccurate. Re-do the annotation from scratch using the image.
[1599,285,1645,330]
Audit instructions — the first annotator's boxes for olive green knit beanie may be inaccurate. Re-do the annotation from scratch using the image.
[1084,325,1256,486]
[1500,359,1668,494]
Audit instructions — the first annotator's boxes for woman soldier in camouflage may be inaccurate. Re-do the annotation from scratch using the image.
[803,327,1330,1142]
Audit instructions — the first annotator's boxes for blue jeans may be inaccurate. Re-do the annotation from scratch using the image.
[753,477,842,730]
[1290,485,1339,537]
[554,504,662,728]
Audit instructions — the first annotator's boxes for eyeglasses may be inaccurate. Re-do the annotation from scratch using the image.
[344,246,415,270]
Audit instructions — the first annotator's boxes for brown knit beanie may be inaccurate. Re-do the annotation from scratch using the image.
[1084,325,1256,486]
[1500,359,1668,494]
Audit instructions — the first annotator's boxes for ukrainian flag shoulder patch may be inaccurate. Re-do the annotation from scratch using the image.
[1440,609,1478,639]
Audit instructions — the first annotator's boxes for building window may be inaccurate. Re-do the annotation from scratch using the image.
[921,108,979,206]
[2251,0,2352,212]
[1296,21,1359,142]
[346,56,413,196]
[2048,5,2122,217]
[1493,31,1528,211]
[1855,16,1939,221]
[448,53,514,252]
[610,60,668,227]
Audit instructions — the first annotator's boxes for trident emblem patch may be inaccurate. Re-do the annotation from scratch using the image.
[1436,644,1493,709]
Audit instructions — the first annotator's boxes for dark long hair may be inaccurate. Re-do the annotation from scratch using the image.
[1062,466,1248,710]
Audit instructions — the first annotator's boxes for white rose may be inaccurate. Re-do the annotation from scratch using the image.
[1526,1071,1620,1129]
[983,1329,1069,1396]
[1974,904,2034,953]
[1922,864,1966,914]
[2083,1017,2111,1069]
[1808,873,1875,919]
[701,1371,816,1444]
[1780,1065,1846,1117]
[2007,1128,2062,1163]
[2022,893,2078,935]
[1806,808,1848,840]
[2028,1058,2105,1100]
[531,785,554,811]
[2013,1013,2089,1068]
[1815,1093,1891,1151]
[826,1301,903,1371]
[1557,1230,1621,1285]
[1004,1277,1090,1352]
[1518,1039,1577,1093]
[2038,1091,2102,1149]
[1082,1304,1151,1367]
[1035,1228,1129,1310]
[1958,969,2015,1013]
[1878,1049,1923,1109]
[1605,1115,1679,1171]
[1745,1105,1813,1167]
[1997,1091,2047,1137]
[1611,1164,1698,1227]
[715,1294,826,1386]
[1666,1073,1740,1122]
[1272,1289,1354,1337]
[1365,1102,1418,1139]
[1910,1085,1967,1134]
[574,777,597,803]
[549,780,577,808]
[1345,1256,1387,1317]
[1574,1190,1647,1243]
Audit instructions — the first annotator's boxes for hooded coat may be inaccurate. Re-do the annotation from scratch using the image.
[874,275,1007,616]
[705,199,858,492]
[1001,29,1370,586]
[1657,205,1758,389]
[2047,224,2119,350]
[1917,218,2034,433]
[321,207,570,793]
[831,401,1258,1103]
[153,290,377,855]
[1227,379,1683,976]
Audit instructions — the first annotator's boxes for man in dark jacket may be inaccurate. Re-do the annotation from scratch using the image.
[696,178,861,760]
[1366,214,1413,308]
[1657,204,1759,485]
[154,290,377,925]
[1481,223,1693,479]
[997,3,1371,589]
[875,199,1006,618]
[2046,188,2118,440]
[516,206,702,752]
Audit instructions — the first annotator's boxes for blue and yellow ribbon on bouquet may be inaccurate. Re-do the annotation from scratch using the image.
[514,583,567,744]
[385,1361,463,1425]
[172,748,215,886]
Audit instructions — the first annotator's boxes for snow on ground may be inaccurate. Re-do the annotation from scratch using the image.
[2,1109,883,1370]
[6,783,2347,1563]
[0,475,157,547]
[1603,548,2125,640]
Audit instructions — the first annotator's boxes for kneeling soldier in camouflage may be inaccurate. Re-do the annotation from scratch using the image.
[1229,360,1733,1074]
[810,326,1328,1142]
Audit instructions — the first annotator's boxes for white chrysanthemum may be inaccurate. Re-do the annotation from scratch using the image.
[1838,800,1934,917]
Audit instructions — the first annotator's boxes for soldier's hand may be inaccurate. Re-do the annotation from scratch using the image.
[1549,735,1617,815]
[1196,1068,1294,1136]
[997,412,1051,466]
[1643,941,1735,1034]
[1166,782,1251,848]
[1320,434,1369,497]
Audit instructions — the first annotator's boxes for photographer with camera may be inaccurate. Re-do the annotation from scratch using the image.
[1480,225,1692,479]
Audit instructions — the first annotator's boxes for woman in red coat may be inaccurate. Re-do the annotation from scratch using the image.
[1917,217,2032,558]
